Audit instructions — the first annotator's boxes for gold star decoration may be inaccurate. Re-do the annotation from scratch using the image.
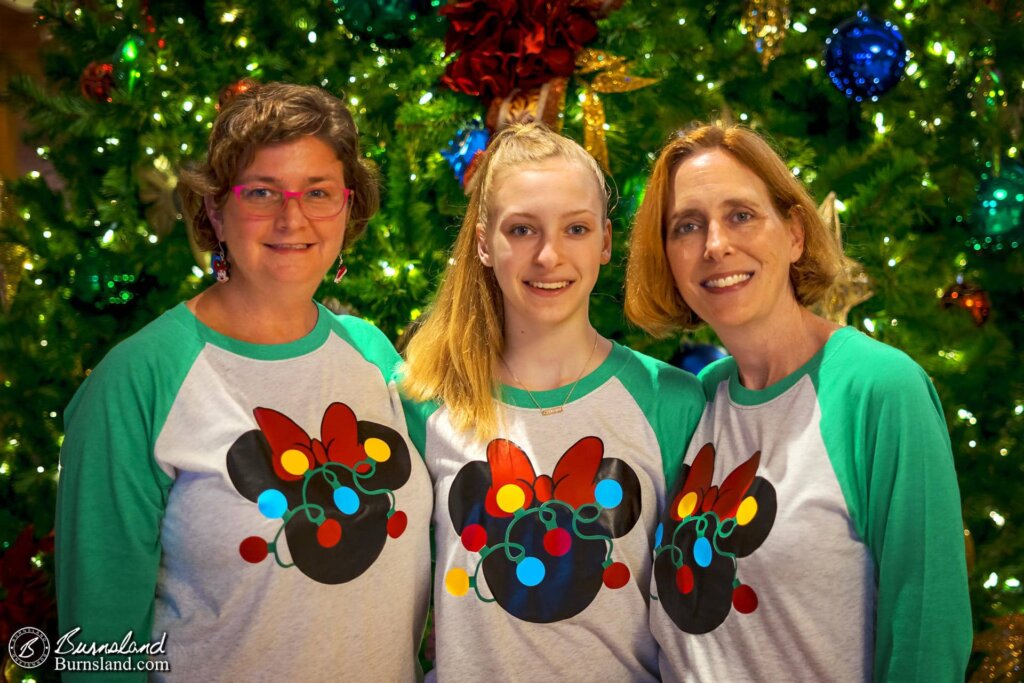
[815,192,873,325]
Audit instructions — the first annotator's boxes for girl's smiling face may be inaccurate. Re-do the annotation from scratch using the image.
[477,158,611,334]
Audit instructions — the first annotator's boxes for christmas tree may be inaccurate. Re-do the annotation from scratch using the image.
[1,0,1022,677]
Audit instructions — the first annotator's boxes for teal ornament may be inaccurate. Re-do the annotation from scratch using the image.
[972,162,1024,246]
[824,11,907,102]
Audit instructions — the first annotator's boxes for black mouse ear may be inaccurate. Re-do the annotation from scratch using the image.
[448,460,494,535]
[355,421,412,490]
[227,429,303,508]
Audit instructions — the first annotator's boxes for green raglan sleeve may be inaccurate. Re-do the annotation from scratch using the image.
[333,313,437,456]
[56,338,177,680]
[398,393,439,458]
[821,349,971,682]
[617,349,706,490]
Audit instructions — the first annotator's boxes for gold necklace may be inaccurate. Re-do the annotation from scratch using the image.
[501,334,601,416]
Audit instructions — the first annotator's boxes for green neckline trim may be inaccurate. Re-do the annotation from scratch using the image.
[170,300,333,361]
[500,340,629,410]
[726,326,856,406]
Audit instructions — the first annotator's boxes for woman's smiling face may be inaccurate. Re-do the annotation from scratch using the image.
[664,148,804,335]
[207,135,349,295]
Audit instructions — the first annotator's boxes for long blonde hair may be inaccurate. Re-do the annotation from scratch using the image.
[402,123,608,439]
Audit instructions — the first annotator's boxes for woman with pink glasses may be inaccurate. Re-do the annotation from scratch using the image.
[56,83,431,680]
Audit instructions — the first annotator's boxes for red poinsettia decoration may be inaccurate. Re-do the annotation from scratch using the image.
[441,0,599,100]
[0,525,56,646]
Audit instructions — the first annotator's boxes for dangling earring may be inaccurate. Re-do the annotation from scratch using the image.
[333,254,347,283]
[211,242,230,283]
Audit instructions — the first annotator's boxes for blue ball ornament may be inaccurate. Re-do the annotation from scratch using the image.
[824,11,907,102]
[673,343,728,376]
[442,122,490,186]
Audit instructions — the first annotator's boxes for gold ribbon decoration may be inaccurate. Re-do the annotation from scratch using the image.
[485,77,568,133]
[575,49,659,172]
[137,155,180,239]
[814,192,873,325]
[740,0,791,69]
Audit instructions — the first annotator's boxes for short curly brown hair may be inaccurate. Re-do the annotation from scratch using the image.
[178,82,379,252]
[625,122,842,336]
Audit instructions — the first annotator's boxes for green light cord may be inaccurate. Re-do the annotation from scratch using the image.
[470,552,497,603]
[661,511,739,570]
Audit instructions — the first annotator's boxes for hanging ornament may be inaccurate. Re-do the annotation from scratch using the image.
[671,343,728,375]
[218,78,257,110]
[740,0,791,68]
[79,61,115,103]
[972,161,1024,246]
[0,243,29,315]
[824,11,907,102]
[486,78,568,133]
[333,0,428,47]
[115,34,145,95]
[137,157,179,238]
[816,192,873,325]
[940,277,991,327]
[574,49,659,172]
[441,121,490,187]
[969,58,1008,121]
[971,615,1024,682]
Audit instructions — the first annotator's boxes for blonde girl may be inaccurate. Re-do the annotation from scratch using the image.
[403,123,704,681]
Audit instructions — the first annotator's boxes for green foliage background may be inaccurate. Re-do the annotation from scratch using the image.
[1,0,1022,659]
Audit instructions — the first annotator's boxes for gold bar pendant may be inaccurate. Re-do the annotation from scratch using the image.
[541,407,563,416]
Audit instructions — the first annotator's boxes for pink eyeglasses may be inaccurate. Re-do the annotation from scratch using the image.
[230,184,352,219]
